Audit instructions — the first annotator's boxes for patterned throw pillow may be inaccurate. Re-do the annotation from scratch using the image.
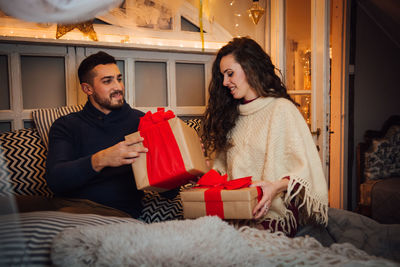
[0,128,53,197]
[139,190,183,223]
[32,105,84,149]
[364,126,400,180]
[0,211,142,266]
[184,118,202,133]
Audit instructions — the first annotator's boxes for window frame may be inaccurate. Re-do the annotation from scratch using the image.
[84,47,214,116]
[0,43,214,132]
[0,43,77,131]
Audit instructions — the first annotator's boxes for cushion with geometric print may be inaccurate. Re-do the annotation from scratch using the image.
[0,128,53,197]
[364,125,400,180]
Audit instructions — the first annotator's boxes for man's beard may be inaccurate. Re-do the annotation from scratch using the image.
[92,90,124,111]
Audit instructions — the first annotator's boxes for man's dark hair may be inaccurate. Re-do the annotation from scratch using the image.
[78,51,117,84]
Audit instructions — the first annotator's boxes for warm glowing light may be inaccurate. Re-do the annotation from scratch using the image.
[247,0,265,25]
[0,25,226,51]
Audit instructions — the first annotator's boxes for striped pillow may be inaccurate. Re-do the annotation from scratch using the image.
[32,105,84,149]
[0,211,142,266]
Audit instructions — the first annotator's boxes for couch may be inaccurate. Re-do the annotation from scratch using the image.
[356,115,400,224]
[0,105,201,266]
[1,106,399,266]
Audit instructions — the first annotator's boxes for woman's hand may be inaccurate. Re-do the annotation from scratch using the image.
[250,178,289,219]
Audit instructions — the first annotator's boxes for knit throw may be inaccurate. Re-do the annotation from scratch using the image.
[51,216,395,266]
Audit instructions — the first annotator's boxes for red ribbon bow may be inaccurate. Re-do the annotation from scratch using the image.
[196,169,252,190]
[138,108,195,190]
[138,107,175,131]
[195,170,261,218]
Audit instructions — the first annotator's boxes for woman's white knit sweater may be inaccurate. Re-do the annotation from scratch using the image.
[213,97,328,233]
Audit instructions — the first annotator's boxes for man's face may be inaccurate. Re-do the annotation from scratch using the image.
[85,63,125,114]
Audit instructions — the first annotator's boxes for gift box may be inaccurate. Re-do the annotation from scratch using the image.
[125,109,209,192]
[180,170,262,219]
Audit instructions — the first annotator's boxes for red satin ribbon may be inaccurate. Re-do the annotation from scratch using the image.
[195,170,261,218]
[138,108,196,190]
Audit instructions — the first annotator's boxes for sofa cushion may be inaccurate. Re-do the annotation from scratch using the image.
[364,125,400,180]
[139,190,183,223]
[0,211,142,266]
[32,105,84,149]
[0,128,53,197]
[184,118,202,133]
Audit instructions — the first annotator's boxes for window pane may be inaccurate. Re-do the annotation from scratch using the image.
[135,61,167,107]
[181,17,200,32]
[21,56,66,109]
[23,120,35,129]
[0,55,10,110]
[0,121,11,133]
[290,94,311,128]
[285,0,311,91]
[176,63,205,106]
[116,60,125,79]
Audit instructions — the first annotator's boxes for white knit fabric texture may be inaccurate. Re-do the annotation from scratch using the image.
[213,97,329,233]
[51,216,397,267]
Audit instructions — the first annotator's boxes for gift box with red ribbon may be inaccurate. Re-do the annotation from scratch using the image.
[125,108,209,192]
[180,170,262,219]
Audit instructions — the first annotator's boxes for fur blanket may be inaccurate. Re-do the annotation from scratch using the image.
[51,216,397,266]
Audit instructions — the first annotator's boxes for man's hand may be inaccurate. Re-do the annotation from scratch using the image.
[91,136,148,172]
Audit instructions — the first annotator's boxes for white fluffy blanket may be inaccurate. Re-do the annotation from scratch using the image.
[51,216,396,266]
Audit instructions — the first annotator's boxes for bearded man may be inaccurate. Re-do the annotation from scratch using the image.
[46,51,148,218]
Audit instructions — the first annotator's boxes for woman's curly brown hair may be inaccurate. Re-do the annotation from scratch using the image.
[201,37,294,155]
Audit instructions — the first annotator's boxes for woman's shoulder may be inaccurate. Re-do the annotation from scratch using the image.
[272,97,295,106]
[266,97,298,113]
[265,97,304,123]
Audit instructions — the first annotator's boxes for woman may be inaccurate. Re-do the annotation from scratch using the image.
[201,37,328,236]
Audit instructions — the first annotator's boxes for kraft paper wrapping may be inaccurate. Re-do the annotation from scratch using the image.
[125,117,209,192]
[180,187,259,219]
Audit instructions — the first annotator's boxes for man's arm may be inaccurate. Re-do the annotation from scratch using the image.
[91,138,147,172]
[46,118,147,194]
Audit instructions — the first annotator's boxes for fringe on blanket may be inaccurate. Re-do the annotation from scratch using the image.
[256,208,298,236]
[284,174,329,226]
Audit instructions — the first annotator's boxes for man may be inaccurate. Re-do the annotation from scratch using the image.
[46,51,148,218]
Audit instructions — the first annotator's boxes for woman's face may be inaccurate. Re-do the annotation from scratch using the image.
[219,54,258,101]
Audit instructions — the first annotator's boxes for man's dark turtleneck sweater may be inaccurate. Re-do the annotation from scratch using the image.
[46,101,145,218]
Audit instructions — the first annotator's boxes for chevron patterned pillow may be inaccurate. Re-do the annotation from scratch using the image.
[139,190,184,223]
[0,128,53,197]
[184,118,202,133]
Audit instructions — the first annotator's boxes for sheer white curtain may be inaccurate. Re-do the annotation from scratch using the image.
[0,0,122,23]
